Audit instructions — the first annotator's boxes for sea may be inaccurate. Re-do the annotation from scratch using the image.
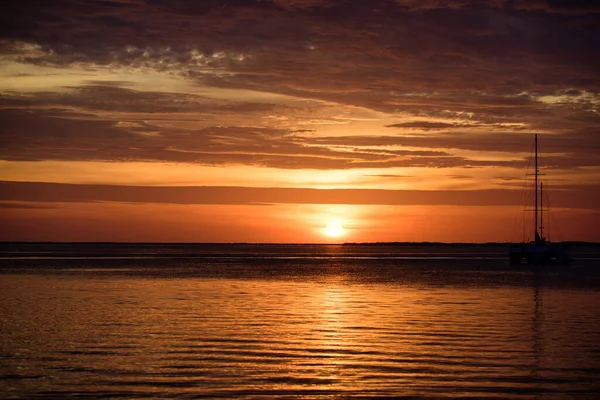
[1,242,599,399]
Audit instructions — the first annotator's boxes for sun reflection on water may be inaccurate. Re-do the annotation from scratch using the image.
[1,265,599,398]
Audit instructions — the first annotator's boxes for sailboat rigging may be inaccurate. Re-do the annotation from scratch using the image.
[509,135,571,265]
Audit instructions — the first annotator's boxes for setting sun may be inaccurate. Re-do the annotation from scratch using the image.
[324,221,345,238]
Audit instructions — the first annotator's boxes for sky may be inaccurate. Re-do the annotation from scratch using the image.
[0,0,599,243]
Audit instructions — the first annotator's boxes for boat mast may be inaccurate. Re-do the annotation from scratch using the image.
[534,134,538,241]
[540,182,544,240]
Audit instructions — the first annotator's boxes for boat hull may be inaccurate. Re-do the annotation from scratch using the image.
[509,243,571,265]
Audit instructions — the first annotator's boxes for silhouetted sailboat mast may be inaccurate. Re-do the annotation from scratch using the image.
[534,134,539,242]
[509,135,570,264]
[540,182,544,241]
[532,134,545,243]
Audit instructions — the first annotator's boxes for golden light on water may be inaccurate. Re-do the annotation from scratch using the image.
[1,251,599,397]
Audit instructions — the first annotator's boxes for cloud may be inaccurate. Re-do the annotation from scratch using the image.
[0,107,464,169]
[0,201,58,209]
[0,0,598,173]
[307,131,600,170]
[1,84,278,114]
[385,122,460,130]
[393,0,600,14]
[2,1,598,94]
[446,174,473,180]
[2,181,599,210]
[1,99,598,170]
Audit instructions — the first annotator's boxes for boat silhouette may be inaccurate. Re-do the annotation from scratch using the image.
[509,135,571,265]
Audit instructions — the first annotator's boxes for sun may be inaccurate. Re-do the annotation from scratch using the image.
[324,221,345,238]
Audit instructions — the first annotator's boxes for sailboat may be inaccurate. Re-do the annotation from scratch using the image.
[509,134,571,265]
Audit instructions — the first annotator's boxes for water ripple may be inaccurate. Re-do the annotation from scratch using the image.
[1,256,599,399]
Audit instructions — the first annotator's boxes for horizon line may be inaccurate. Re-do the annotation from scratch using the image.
[1,241,597,245]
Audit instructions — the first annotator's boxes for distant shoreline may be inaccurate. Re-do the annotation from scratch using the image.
[1,241,599,246]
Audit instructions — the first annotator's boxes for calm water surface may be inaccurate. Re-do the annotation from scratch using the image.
[1,244,599,399]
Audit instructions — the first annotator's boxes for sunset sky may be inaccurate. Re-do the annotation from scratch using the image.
[1,0,599,242]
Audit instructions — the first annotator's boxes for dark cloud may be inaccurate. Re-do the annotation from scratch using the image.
[1,84,278,114]
[511,0,600,14]
[446,175,473,180]
[2,0,599,93]
[2,181,598,210]
[0,201,58,209]
[307,131,600,170]
[1,101,597,170]
[0,108,465,169]
[0,0,599,172]
[385,122,460,130]
[394,0,600,14]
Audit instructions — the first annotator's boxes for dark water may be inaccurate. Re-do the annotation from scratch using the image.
[1,243,599,399]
